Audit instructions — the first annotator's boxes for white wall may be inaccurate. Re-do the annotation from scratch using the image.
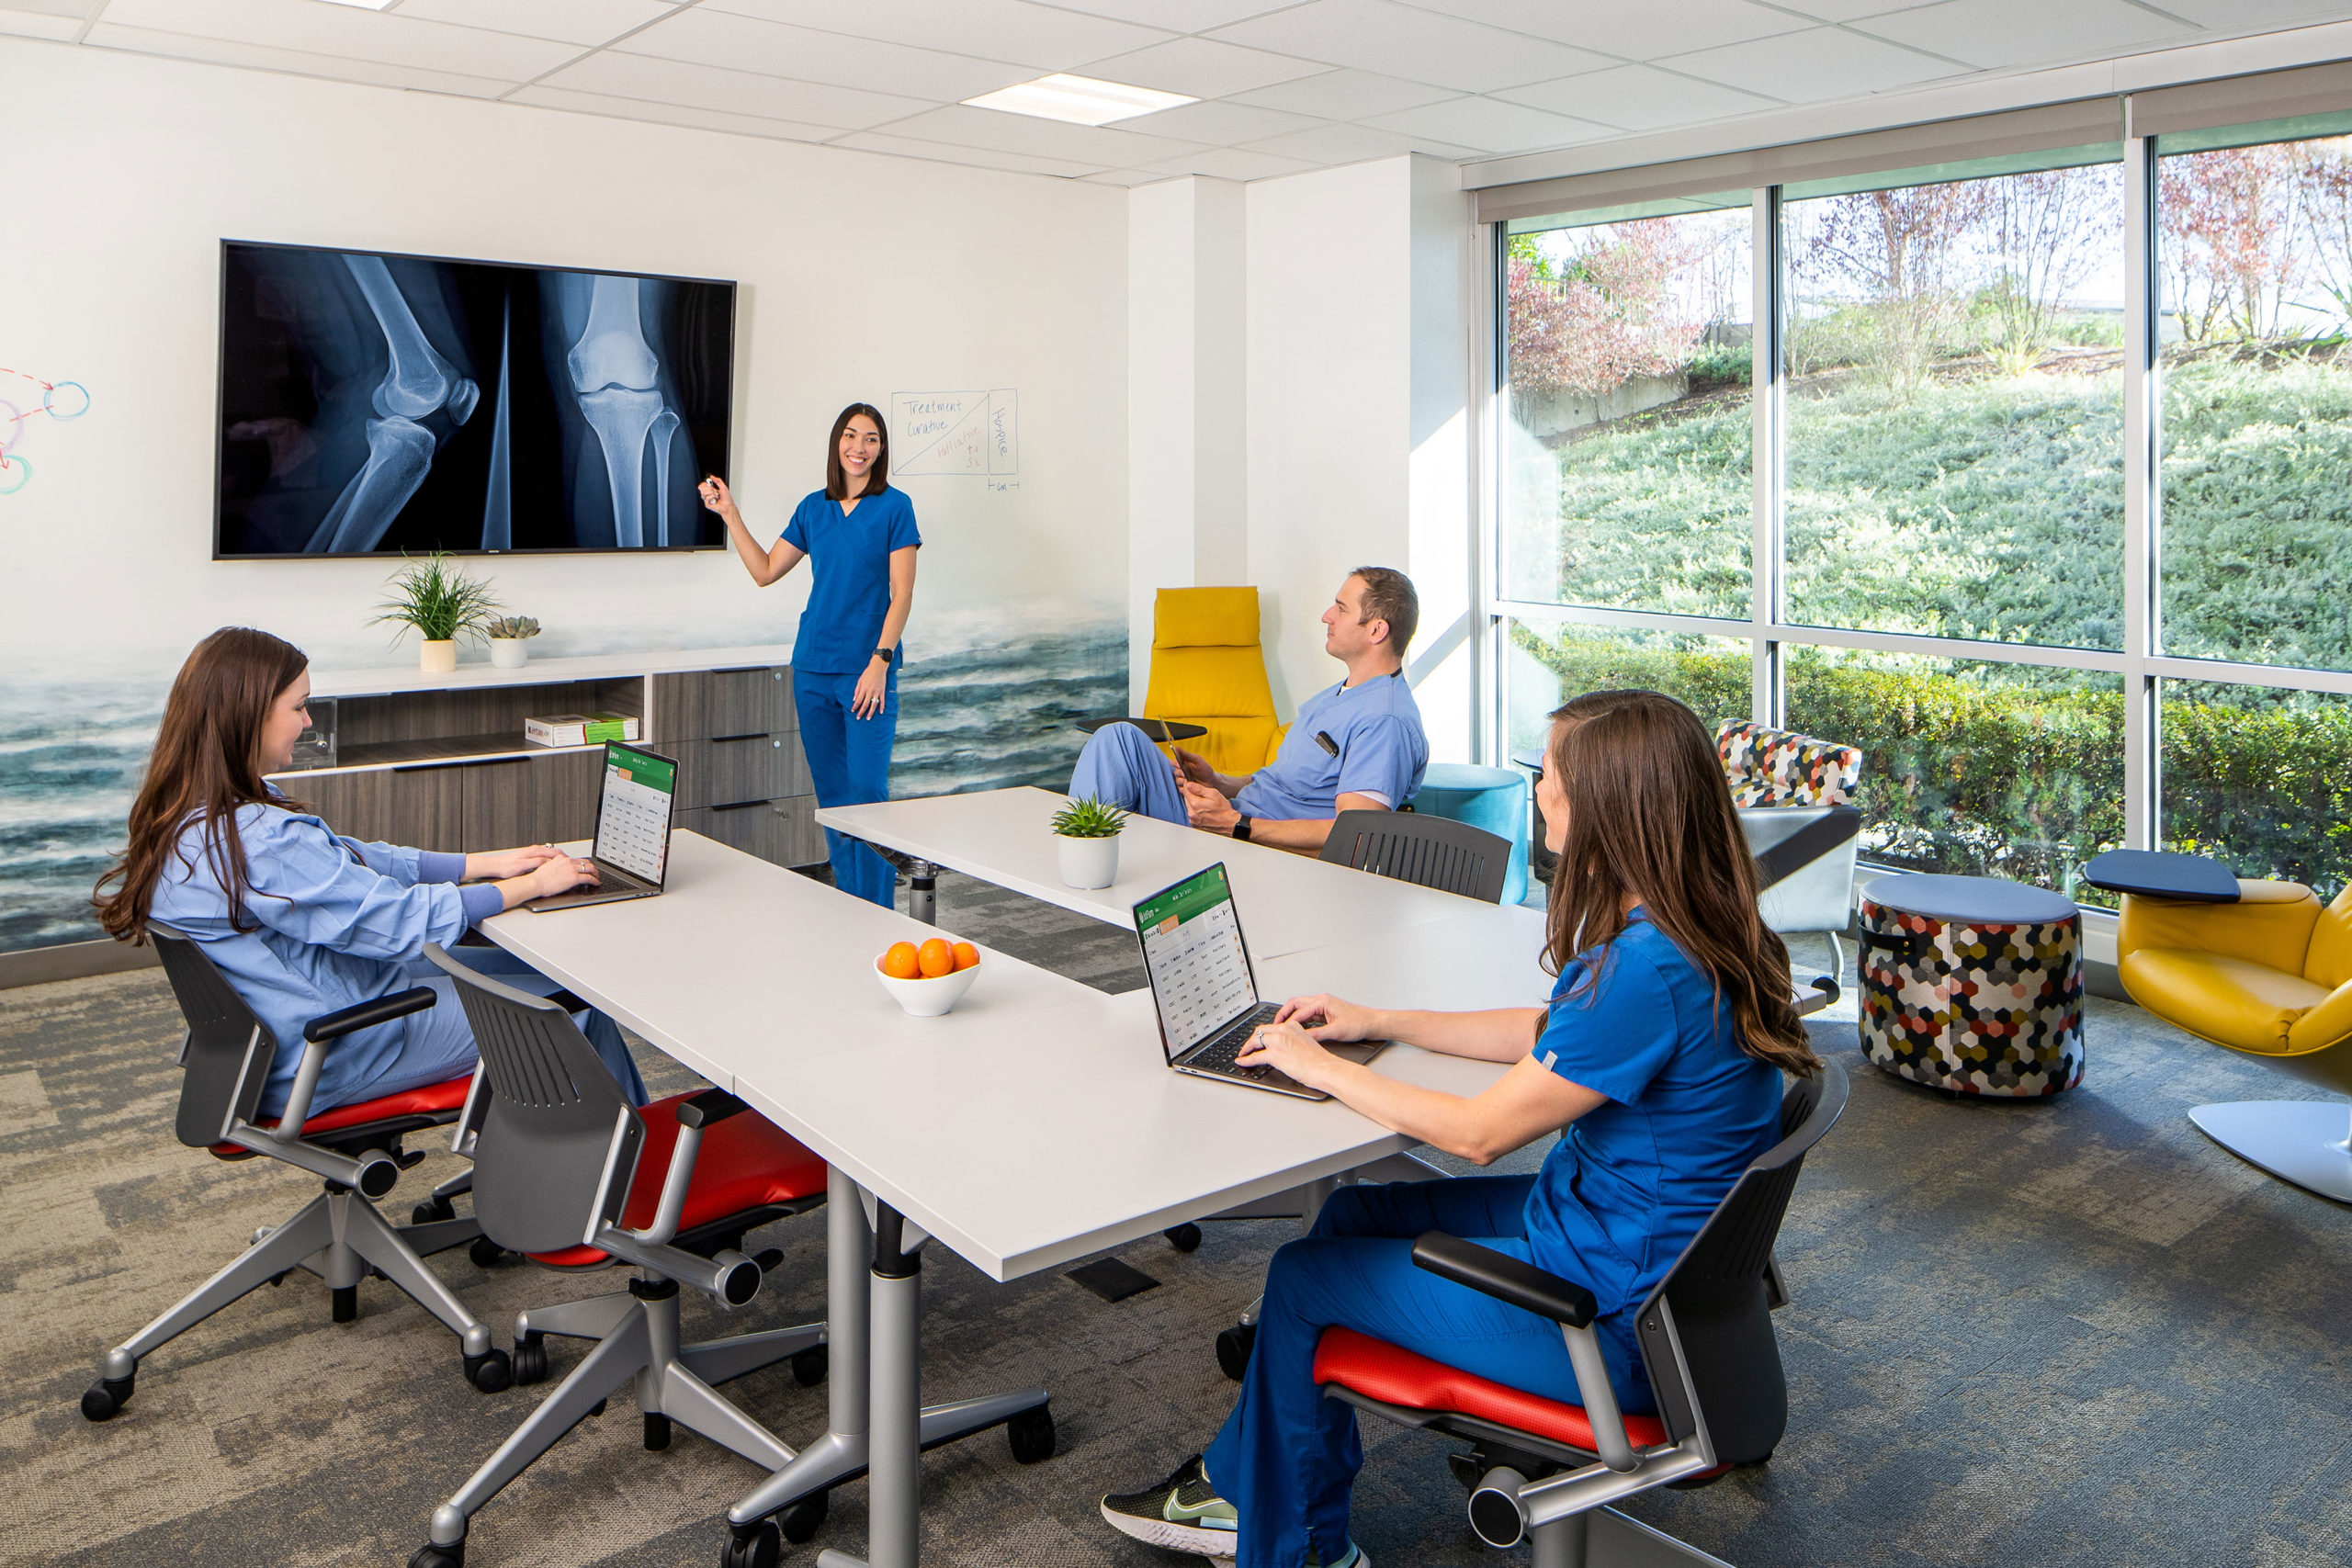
[0,39,1129,680]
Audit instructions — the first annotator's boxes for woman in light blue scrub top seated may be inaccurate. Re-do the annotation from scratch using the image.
[94,627,647,1120]
[1095,689,1823,1568]
[700,402,919,908]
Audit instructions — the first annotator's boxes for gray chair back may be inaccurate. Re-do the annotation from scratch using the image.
[151,926,278,1148]
[424,946,644,1256]
[1739,805,1860,937]
[1321,810,1510,904]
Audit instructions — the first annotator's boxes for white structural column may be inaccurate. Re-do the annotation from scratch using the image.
[1127,175,1249,709]
[1406,153,1477,762]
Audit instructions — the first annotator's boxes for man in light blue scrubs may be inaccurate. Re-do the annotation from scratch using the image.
[1070,568,1428,854]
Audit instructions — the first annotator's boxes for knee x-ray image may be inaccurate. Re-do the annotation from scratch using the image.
[216,242,733,557]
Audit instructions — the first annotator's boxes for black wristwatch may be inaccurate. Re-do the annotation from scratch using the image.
[1232,814,1252,841]
[872,647,894,663]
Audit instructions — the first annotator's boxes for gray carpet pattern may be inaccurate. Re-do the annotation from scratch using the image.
[5,873,2350,1568]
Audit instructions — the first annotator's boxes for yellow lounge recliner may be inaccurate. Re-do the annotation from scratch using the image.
[1142,587,1289,778]
[2118,878,2352,1201]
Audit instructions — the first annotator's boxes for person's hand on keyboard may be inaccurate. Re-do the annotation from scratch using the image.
[1272,992,1381,1044]
[1236,1018,1340,1092]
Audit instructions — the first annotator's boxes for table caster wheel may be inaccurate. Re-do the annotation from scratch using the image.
[645,1412,672,1450]
[1007,1404,1055,1464]
[781,1489,829,1543]
[719,1519,780,1568]
[588,1398,608,1417]
[408,1543,464,1568]
[791,1344,828,1387]
[466,1348,512,1393]
[81,1370,135,1422]
[413,1194,457,1225]
[1164,1223,1202,1252]
[332,1285,358,1323]
[468,1235,508,1269]
[1216,1322,1256,1382]
[512,1331,548,1385]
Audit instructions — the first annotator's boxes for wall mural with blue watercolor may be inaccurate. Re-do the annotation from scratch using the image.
[0,619,1126,958]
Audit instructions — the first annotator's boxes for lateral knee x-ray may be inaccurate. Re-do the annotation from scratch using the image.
[215,243,734,558]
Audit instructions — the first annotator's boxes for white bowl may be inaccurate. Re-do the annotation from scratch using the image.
[875,953,980,1017]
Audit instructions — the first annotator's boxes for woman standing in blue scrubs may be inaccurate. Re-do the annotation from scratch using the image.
[701,403,918,908]
[1096,689,1822,1568]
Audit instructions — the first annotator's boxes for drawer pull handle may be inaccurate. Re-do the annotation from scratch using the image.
[711,732,770,743]
[710,798,767,813]
[713,665,766,675]
[395,755,522,773]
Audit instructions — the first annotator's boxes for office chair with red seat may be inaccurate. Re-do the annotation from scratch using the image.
[410,945,831,1568]
[80,927,512,1423]
[1315,1059,1847,1566]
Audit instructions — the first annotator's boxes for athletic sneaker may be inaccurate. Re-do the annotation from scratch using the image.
[1100,1454,1238,1556]
[1307,1542,1369,1567]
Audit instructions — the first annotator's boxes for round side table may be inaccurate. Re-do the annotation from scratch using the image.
[1857,873,2085,1098]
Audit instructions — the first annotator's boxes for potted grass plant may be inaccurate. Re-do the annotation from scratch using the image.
[1052,795,1128,890]
[484,615,540,671]
[371,552,501,673]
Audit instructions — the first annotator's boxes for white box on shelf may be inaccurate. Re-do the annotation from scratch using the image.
[526,712,640,748]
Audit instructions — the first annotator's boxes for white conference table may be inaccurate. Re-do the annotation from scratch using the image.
[815,785,1499,958]
[481,828,1541,1567]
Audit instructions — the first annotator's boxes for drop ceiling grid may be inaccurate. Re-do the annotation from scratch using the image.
[14,0,2352,183]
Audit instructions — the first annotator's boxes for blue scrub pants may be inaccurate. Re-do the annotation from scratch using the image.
[1069,721,1187,826]
[340,944,649,1111]
[1203,1176,1645,1568]
[797,665,899,909]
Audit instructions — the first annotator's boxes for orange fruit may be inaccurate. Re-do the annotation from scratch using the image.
[881,942,921,979]
[917,938,955,978]
[951,942,979,972]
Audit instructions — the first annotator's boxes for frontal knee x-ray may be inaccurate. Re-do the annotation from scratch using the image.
[216,242,733,558]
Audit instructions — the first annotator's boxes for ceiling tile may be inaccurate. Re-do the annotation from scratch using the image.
[1657,25,1960,100]
[876,102,1211,164]
[1764,0,1941,17]
[1143,146,1320,179]
[1364,95,1607,152]
[544,51,936,127]
[695,0,1172,72]
[393,0,670,48]
[86,19,519,95]
[1039,0,1297,28]
[1228,66,1460,118]
[0,10,83,37]
[1117,97,1323,146]
[2155,0,2352,22]
[832,129,1106,177]
[1083,167,1176,186]
[1,0,98,17]
[1207,0,1612,92]
[99,0,584,76]
[1494,63,1780,127]
[617,7,1031,99]
[1244,119,1478,164]
[1075,36,1329,97]
[510,84,842,141]
[1393,0,1808,57]
[1852,0,2193,70]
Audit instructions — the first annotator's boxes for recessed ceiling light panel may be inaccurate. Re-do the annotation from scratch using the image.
[962,73,1194,128]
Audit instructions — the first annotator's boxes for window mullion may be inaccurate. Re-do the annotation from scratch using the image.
[2122,113,2159,852]
[1751,184,1785,728]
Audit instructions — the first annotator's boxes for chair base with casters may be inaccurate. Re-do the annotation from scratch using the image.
[1312,1062,1848,1567]
[84,931,513,1423]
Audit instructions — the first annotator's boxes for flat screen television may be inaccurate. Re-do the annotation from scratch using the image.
[214,240,734,558]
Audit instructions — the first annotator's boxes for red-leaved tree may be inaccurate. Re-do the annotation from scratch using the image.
[1509,220,1704,399]
[2160,143,2300,341]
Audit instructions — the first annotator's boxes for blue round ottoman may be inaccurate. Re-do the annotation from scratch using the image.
[1409,763,1530,906]
[1857,874,2084,1098]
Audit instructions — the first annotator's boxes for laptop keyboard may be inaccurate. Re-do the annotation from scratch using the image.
[1184,1002,1285,1079]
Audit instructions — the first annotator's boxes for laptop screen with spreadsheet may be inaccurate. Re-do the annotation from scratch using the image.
[1133,864,1261,1061]
[592,742,675,886]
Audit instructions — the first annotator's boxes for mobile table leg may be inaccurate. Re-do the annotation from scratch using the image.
[907,860,938,925]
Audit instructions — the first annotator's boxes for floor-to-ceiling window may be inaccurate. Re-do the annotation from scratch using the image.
[1486,83,2352,902]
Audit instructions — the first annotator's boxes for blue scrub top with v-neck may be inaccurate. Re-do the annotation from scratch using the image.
[780,485,921,674]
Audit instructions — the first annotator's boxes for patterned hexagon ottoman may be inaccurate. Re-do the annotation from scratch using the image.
[1857,873,2084,1097]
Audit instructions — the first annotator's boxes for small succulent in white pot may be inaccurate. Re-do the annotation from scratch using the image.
[1051,795,1127,890]
[485,615,541,670]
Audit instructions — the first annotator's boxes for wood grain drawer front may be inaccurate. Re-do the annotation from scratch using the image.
[677,795,821,869]
[288,766,458,851]
[676,734,804,810]
[656,666,795,742]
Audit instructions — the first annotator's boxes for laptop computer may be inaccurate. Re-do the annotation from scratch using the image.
[1131,863,1388,1100]
[524,741,679,912]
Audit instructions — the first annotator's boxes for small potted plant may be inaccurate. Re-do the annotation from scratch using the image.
[1052,795,1128,890]
[370,552,500,674]
[484,615,540,671]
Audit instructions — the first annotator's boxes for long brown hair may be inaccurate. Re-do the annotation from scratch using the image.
[95,627,311,945]
[824,402,890,501]
[1543,689,1818,1077]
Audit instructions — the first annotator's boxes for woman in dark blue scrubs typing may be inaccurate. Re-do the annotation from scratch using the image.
[1097,688,1822,1568]
[700,403,918,908]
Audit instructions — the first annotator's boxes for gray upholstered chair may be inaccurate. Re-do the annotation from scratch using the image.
[409,945,831,1568]
[80,926,508,1423]
[1321,808,1512,905]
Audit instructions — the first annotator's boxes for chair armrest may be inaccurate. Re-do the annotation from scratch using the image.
[305,986,436,1043]
[1413,1233,1598,1327]
[677,1089,752,1128]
